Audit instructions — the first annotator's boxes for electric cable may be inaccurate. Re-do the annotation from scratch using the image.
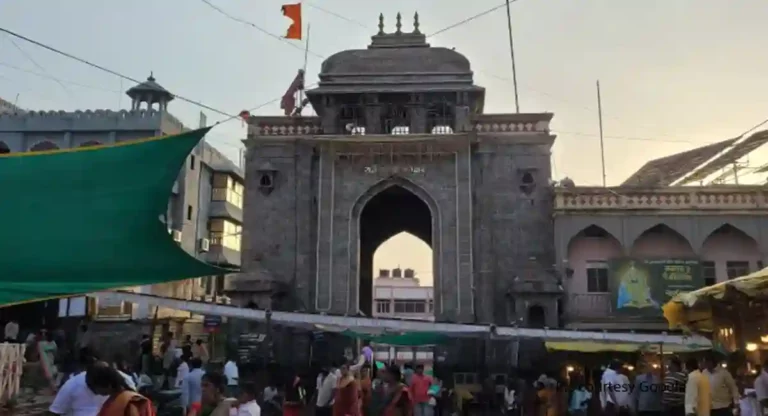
[0,26,236,120]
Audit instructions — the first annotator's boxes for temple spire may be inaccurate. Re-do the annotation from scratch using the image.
[413,12,421,34]
[395,12,402,34]
[378,13,385,35]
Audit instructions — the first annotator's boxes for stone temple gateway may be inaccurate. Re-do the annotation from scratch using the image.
[236,15,562,332]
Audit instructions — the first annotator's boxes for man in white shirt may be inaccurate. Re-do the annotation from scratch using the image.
[237,382,262,416]
[4,320,18,342]
[754,361,768,414]
[224,356,240,397]
[600,360,629,416]
[702,354,740,416]
[49,361,136,416]
[315,364,338,416]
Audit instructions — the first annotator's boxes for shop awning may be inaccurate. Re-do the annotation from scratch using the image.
[662,267,768,332]
[0,128,226,306]
[546,340,711,354]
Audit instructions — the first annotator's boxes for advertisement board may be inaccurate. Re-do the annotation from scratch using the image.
[610,259,703,317]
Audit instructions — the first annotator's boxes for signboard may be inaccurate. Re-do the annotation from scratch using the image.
[609,259,703,317]
[203,315,223,333]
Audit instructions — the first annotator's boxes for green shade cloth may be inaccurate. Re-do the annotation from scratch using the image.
[0,128,225,306]
[341,330,449,346]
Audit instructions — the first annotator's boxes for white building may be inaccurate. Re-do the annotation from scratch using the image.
[373,268,434,321]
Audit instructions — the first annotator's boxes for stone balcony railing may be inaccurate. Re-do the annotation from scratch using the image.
[247,116,323,137]
[472,113,552,134]
[246,113,553,138]
[555,185,768,212]
[563,293,612,319]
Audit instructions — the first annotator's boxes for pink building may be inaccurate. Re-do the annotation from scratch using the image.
[555,185,768,330]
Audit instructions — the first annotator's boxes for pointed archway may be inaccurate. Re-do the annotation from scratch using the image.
[359,184,433,317]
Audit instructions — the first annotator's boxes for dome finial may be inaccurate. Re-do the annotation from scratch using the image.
[413,12,421,34]
[378,13,385,35]
[395,12,402,34]
[148,71,155,82]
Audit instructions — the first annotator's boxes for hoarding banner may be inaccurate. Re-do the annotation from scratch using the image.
[610,259,703,317]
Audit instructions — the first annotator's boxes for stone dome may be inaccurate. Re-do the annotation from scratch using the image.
[320,46,472,76]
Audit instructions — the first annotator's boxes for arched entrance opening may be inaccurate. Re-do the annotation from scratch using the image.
[359,185,433,318]
[527,305,546,328]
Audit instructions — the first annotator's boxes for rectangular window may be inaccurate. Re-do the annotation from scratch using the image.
[209,219,242,251]
[758,261,764,271]
[726,261,750,280]
[211,174,243,209]
[375,300,391,314]
[190,155,196,170]
[702,261,716,287]
[586,262,609,293]
[186,205,193,221]
[393,300,427,314]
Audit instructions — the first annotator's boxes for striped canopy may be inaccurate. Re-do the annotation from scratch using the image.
[663,267,768,332]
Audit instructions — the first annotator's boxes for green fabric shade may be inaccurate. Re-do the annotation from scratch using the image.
[0,128,226,306]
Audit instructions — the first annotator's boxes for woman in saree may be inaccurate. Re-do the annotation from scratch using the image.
[360,366,373,416]
[368,365,412,416]
[188,372,238,416]
[85,361,154,416]
[333,363,360,416]
[534,378,557,416]
[284,370,307,416]
[37,330,59,392]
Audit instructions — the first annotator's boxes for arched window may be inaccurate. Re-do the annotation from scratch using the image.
[0,141,10,154]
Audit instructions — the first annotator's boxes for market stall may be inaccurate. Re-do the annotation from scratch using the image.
[663,267,768,362]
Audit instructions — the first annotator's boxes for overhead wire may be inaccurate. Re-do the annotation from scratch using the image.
[0,60,121,93]
[0,26,236,120]
[5,36,73,97]
[304,2,711,146]
[199,0,325,59]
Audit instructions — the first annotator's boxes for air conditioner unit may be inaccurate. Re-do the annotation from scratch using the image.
[171,230,182,243]
[199,238,210,252]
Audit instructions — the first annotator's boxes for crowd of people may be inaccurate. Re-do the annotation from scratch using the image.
[9,319,768,416]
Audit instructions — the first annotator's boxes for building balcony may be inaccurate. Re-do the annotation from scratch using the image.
[210,188,243,223]
[555,185,768,214]
[205,242,241,267]
[246,113,552,139]
[563,293,669,330]
[563,293,612,319]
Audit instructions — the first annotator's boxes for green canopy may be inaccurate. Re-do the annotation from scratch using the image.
[0,128,225,306]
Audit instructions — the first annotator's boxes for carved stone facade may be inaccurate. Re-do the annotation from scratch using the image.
[239,17,561,328]
[555,185,768,329]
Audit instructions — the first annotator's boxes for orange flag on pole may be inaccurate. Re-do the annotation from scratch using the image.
[282,3,302,40]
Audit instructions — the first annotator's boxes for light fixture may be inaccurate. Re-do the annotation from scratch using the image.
[566,366,575,373]
[751,369,758,375]
[747,343,759,352]
[627,365,635,371]
[652,363,659,369]
[721,363,728,368]
[761,335,768,343]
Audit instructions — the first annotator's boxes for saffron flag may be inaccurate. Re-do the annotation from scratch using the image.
[282,3,302,40]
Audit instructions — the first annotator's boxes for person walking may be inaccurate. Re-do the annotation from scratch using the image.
[662,356,687,416]
[685,357,711,416]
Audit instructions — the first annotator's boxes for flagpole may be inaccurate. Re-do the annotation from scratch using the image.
[505,0,520,113]
[596,80,607,187]
[299,23,311,115]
